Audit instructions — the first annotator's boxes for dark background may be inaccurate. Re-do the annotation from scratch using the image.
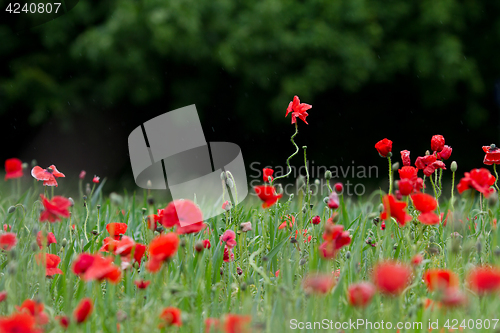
[1,0,500,192]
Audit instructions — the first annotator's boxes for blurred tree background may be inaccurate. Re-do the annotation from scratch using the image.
[1,0,500,191]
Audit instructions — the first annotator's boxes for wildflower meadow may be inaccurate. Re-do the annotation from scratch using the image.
[2,96,500,333]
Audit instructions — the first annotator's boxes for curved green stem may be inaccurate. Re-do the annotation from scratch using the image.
[272,123,299,184]
[429,175,441,215]
[451,171,455,211]
[494,164,500,192]
[388,156,393,195]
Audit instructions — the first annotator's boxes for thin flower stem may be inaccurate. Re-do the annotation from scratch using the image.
[303,146,310,233]
[83,200,89,242]
[429,175,441,215]
[494,164,500,192]
[388,156,393,195]
[438,169,443,197]
[450,171,455,211]
[422,176,426,193]
[272,122,299,184]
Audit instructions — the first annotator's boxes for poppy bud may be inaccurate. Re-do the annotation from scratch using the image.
[194,241,204,252]
[334,182,343,193]
[311,216,321,225]
[226,178,234,188]
[240,282,247,291]
[237,267,243,275]
[290,237,297,244]
[425,150,430,156]
[7,206,16,214]
[61,238,67,248]
[220,172,226,181]
[97,205,101,210]
[489,192,498,206]
[332,213,340,223]
[450,161,457,173]
[146,180,152,188]
[147,197,155,206]
[141,208,147,214]
[392,162,399,171]
[325,170,332,180]
[31,159,37,167]
[179,239,186,247]
[346,251,351,259]
[378,204,384,213]
[393,243,398,250]
[314,179,320,186]
[299,258,307,266]
[85,184,91,196]
[83,195,87,201]
[220,267,224,276]
[7,262,16,275]
[22,162,29,170]
[68,197,75,207]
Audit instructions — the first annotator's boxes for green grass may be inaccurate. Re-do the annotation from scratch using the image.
[1,175,500,333]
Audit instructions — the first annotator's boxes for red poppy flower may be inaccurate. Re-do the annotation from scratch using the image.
[222,200,232,211]
[285,95,312,125]
[146,233,179,272]
[311,215,321,225]
[113,237,146,266]
[375,138,392,157]
[319,224,351,259]
[82,255,121,283]
[348,282,376,308]
[17,299,49,325]
[400,150,411,166]
[411,193,437,213]
[263,168,274,182]
[36,253,63,276]
[220,230,237,248]
[4,158,23,180]
[56,315,70,329]
[74,298,93,324]
[36,231,57,249]
[223,246,234,262]
[411,254,423,266]
[202,239,211,249]
[72,253,96,275]
[483,145,500,165]
[79,170,86,179]
[161,200,204,232]
[380,195,412,227]
[224,314,251,333]
[437,145,452,160]
[254,185,282,208]
[3,224,11,232]
[106,222,128,240]
[0,232,17,251]
[418,212,440,225]
[278,215,295,230]
[302,274,335,294]
[292,229,312,243]
[372,261,411,295]
[431,135,445,152]
[467,267,500,294]
[134,280,151,289]
[92,175,100,183]
[415,155,446,176]
[31,164,65,186]
[0,291,7,303]
[398,166,423,196]
[159,307,182,327]
[423,269,458,291]
[457,168,496,198]
[327,192,339,209]
[39,195,71,222]
[99,237,119,253]
[0,312,38,333]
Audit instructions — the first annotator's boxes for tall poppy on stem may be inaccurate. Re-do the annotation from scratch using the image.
[372,261,412,296]
[39,195,71,222]
[375,138,393,194]
[380,195,412,227]
[411,193,440,225]
[254,185,282,208]
[4,158,23,180]
[483,144,500,191]
[457,168,496,198]
[31,164,65,186]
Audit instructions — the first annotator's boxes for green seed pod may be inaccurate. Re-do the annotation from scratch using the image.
[141,208,147,214]
[332,213,340,223]
[325,170,332,180]
[240,282,247,291]
[21,162,29,170]
[61,238,68,248]
[7,206,16,214]
[345,251,351,259]
[220,172,226,181]
[378,204,384,213]
[68,197,75,207]
[226,178,234,188]
[387,152,393,158]
[450,161,457,173]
